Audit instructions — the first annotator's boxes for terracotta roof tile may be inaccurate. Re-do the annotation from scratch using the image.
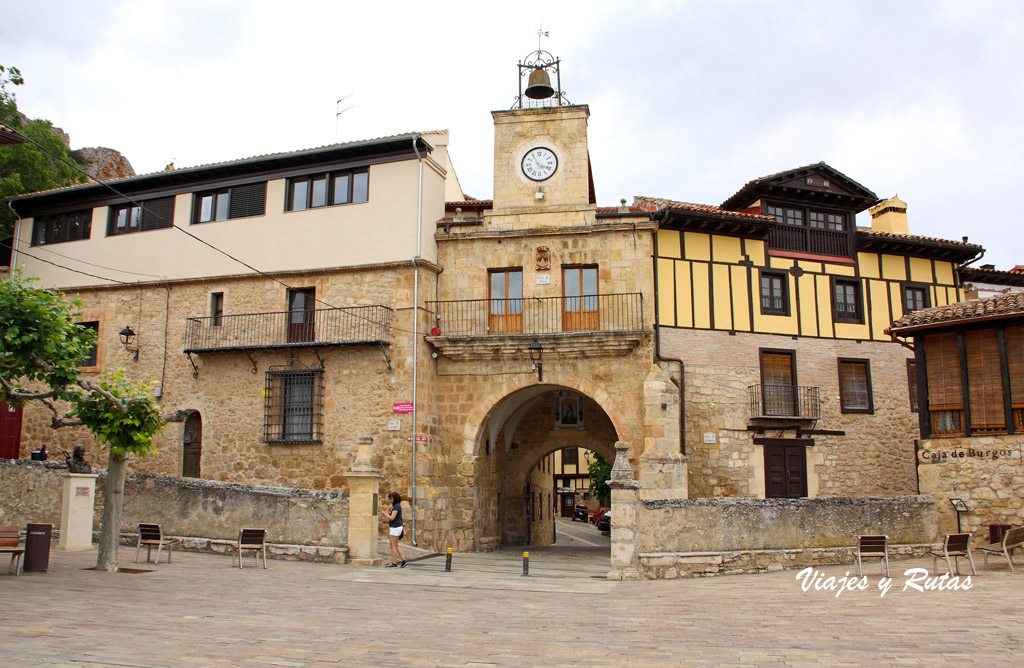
[445,200,492,207]
[634,196,774,221]
[595,205,656,215]
[858,228,982,251]
[887,292,1024,334]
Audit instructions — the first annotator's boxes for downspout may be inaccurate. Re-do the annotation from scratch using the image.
[652,211,686,455]
[6,200,21,271]
[410,137,424,545]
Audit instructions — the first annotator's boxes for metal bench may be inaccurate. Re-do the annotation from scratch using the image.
[230,528,267,569]
[134,523,172,564]
[930,532,976,576]
[856,534,889,578]
[977,526,1024,572]
[0,526,25,576]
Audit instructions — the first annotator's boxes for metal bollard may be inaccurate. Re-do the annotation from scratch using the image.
[445,547,453,572]
[522,551,529,577]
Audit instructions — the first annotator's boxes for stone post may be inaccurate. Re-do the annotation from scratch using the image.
[344,436,383,566]
[607,441,643,581]
[58,472,99,551]
[637,364,688,501]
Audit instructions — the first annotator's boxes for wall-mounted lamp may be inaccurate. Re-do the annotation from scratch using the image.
[528,339,543,382]
[119,326,139,361]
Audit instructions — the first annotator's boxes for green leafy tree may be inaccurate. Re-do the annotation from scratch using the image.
[0,272,177,572]
[1,65,87,235]
[588,452,612,506]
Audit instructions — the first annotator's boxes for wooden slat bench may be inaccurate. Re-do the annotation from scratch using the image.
[0,526,25,576]
[977,526,1024,572]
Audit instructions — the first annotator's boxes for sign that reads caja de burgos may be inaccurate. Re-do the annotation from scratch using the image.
[393,402,414,414]
[919,445,1020,463]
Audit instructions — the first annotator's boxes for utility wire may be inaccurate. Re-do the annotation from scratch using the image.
[0,238,163,278]
[0,238,135,285]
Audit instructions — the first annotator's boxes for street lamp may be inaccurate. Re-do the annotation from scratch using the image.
[528,339,543,382]
[119,326,139,361]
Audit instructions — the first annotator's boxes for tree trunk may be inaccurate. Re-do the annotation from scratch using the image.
[95,450,127,572]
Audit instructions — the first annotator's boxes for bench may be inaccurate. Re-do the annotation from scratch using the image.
[856,535,889,578]
[230,528,267,569]
[0,526,25,576]
[930,532,976,576]
[133,523,172,565]
[977,526,1024,572]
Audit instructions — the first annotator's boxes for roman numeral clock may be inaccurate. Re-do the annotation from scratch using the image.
[521,146,558,181]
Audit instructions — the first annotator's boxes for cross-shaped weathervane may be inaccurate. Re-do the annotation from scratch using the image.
[537,26,549,50]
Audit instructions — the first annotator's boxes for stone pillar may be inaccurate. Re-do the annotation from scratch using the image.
[59,473,99,551]
[638,364,688,501]
[607,441,642,581]
[344,436,383,566]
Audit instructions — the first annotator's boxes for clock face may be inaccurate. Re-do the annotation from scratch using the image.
[521,147,558,181]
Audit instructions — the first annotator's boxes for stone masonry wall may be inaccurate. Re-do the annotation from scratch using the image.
[917,435,1024,537]
[660,329,918,498]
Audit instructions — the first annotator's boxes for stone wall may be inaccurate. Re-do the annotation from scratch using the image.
[917,435,1024,537]
[0,459,348,551]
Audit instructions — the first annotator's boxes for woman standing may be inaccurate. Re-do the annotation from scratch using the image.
[381,491,407,567]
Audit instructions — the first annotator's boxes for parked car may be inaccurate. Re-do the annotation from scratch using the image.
[591,506,610,524]
[571,504,589,522]
[596,509,611,532]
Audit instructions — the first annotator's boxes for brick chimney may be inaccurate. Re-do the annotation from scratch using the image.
[869,195,909,235]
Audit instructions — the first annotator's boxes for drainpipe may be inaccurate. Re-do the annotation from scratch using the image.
[652,211,686,455]
[409,137,424,545]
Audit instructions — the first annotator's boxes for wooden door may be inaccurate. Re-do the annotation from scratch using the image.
[563,266,599,332]
[0,400,23,459]
[288,288,316,343]
[764,443,807,498]
[182,412,202,478]
[488,269,523,334]
[560,494,575,517]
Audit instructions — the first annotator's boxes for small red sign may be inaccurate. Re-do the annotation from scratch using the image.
[393,403,414,413]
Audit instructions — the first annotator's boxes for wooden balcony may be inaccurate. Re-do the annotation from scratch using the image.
[748,384,821,420]
[183,305,392,353]
[768,226,851,257]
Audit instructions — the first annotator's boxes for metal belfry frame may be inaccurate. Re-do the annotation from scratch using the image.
[513,50,571,109]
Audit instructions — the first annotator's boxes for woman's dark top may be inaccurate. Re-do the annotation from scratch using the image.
[389,502,403,528]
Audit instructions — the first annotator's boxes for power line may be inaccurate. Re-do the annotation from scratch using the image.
[0,238,135,285]
[5,238,163,278]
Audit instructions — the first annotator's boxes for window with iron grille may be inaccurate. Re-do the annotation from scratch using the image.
[286,168,368,211]
[264,368,323,443]
[31,209,93,246]
[193,182,267,223]
[108,196,175,236]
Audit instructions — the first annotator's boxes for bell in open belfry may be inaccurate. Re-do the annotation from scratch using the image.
[524,67,554,99]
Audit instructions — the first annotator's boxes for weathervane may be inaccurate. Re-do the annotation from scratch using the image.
[513,27,570,109]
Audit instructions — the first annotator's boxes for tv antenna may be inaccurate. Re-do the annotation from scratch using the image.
[335,93,354,142]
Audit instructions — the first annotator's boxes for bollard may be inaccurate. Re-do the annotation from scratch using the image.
[522,551,529,577]
[445,547,453,572]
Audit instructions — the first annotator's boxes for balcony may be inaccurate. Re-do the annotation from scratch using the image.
[748,384,821,420]
[183,305,392,353]
[425,293,644,361]
[768,226,851,257]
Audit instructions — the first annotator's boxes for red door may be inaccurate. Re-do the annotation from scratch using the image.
[0,400,23,459]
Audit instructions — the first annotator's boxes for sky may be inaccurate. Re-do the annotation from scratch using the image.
[2,0,1022,269]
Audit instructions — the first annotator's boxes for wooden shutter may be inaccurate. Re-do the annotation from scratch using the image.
[966,329,1005,431]
[839,360,871,412]
[141,196,175,231]
[228,182,267,219]
[924,333,962,409]
[762,352,793,386]
[1006,326,1024,404]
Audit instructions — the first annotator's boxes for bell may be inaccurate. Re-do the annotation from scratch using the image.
[524,67,554,100]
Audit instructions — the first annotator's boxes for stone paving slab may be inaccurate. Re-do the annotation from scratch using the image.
[1,546,1022,667]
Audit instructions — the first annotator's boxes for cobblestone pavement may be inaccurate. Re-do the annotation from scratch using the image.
[2,544,1021,667]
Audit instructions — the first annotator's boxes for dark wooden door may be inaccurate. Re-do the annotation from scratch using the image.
[288,288,316,343]
[764,443,807,498]
[560,494,575,518]
[0,400,23,459]
[182,412,202,478]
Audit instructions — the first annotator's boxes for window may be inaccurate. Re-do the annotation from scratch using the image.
[907,359,919,413]
[286,169,368,211]
[264,368,323,443]
[1007,325,1024,430]
[760,350,796,416]
[78,321,99,367]
[107,196,174,236]
[564,265,599,332]
[563,448,578,466]
[809,211,845,231]
[965,329,1005,432]
[31,210,92,246]
[210,292,224,327]
[838,359,873,413]
[903,285,930,313]
[760,271,788,315]
[193,182,266,223]
[488,269,523,334]
[287,288,316,343]
[924,332,964,435]
[764,203,851,256]
[833,279,862,323]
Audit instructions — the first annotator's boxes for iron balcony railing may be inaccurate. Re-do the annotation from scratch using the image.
[425,293,643,337]
[183,305,392,353]
[748,384,821,420]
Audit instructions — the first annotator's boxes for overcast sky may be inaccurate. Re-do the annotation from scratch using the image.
[3,0,1021,269]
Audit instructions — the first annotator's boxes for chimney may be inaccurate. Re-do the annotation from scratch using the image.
[869,195,909,235]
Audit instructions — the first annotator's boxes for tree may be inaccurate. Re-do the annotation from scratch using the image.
[0,272,176,571]
[588,452,612,506]
[1,65,87,236]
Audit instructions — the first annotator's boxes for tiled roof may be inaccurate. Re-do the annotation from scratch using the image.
[887,292,1024,334]
[445,200,492,207]
[959,266,1024,286]
[634,196,774,221]
[857,228,983,252]
[595,205,656,215]
[719,161,878,211]
[0,122,26,145]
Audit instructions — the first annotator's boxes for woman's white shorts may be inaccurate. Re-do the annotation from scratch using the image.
[389,526,403,537]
